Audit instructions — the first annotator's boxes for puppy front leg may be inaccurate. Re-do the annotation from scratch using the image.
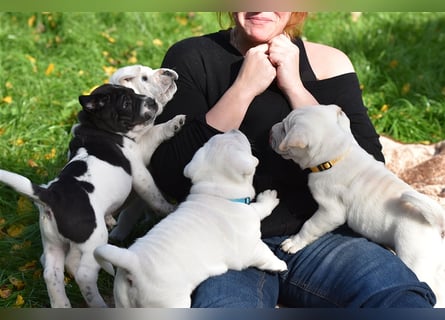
[132,165,176,215]
[250,189,280,220]
[250,241,287,273]
[139,114,186,164]
[281,201,346,254]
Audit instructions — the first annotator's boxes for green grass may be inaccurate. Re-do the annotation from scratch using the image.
[0,12,444,308]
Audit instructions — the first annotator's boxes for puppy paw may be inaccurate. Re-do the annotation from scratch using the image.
[105,214,117,230]
[280,237,306,254]
[165,114,186,137]
[256,189,279,207]
[272,259,288,273]
[155,202,177,216]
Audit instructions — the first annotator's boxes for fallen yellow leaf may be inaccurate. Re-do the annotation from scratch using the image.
[44,148,57,160]
[0,285,12,299]
[27,159,38,168]
[19,260,37,271]
[14,138,24,146]
[15,294,25,306]
[9,277,25,290]
[102,66,116,77]
[27,15,36,27]
[175,16,188,26]
[12,241,32,251]
[45,63,55,76]
[2,96,12,104]
[152,38,163,47]
[128,56,138,64]
[389,59,398,69]
[7,224,25,238]
[25,55,36,64]
[17,196,34,214]
[401,83,411,95]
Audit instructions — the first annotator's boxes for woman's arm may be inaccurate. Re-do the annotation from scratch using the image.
[205,44,276,131]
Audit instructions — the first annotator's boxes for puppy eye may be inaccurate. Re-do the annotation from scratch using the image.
[141,76,148,81]
[122,98,132,109]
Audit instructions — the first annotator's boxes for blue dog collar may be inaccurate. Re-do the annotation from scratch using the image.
[229,197,251,204]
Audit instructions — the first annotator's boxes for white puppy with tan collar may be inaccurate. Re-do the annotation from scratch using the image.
[94,130,287,307]
[270,104,445,307]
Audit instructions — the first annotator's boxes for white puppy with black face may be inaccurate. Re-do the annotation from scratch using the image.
[270,104,445,307]
[94,130,287,307]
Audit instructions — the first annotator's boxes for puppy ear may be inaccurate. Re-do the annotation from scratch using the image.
[78,94,107,111]
[334,105,351,132]
[183,146,206,180]
[94,244,139,276]
[231,155,259,177]
[279,129,308,151]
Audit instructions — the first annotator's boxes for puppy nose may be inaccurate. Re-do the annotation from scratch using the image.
[142,97,158,120]
[143,97,157,107]
[143,110,155,120]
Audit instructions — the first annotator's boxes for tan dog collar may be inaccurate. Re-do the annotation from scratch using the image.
[308,149,350,173]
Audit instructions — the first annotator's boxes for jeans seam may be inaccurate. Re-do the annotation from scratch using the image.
[257,271,266,308]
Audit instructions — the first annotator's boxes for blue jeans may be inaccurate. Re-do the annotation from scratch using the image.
[191,226,436,308]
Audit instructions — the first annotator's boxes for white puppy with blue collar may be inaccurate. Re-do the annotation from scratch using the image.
[94,130,287,307]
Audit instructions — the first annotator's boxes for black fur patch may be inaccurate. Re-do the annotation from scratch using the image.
[35,161,96,243]
[69,125,132,175]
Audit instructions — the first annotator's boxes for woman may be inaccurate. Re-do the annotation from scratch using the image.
[150,12,435,307]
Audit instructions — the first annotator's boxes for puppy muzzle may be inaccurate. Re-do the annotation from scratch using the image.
[140,97,158,122]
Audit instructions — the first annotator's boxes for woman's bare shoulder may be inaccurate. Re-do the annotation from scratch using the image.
[303,40,355,80]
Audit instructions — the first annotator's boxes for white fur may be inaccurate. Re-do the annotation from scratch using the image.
[109,64,177,108]
[94,130,287,307]
[270,104,445,307]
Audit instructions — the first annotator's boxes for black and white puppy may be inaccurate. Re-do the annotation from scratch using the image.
[0,83,184,307]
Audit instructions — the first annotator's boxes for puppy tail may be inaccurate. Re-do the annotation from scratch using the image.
[0,169,42,202]
[401,190,445,230]
[94,244,140,277]
[94,245,117,276]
